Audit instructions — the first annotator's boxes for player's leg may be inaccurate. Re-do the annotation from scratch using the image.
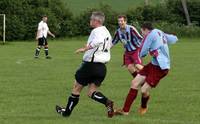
[88,84,114,118]
[127,64,138,77]
[34,38,42,58]
[131,49,144,77]
[123,75,146,113]
[138,82,151,115]
[115,74,145,115]
[65,81,84,116]
[56,81,84,117]
[44,38,51,59]
[88,63,114,117]
[138,63,169,115]
[56,62,89,117]
[88,83,114,118]
[124,52,138,77]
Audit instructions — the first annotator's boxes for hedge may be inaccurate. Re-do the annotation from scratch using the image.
[0,0,200,41]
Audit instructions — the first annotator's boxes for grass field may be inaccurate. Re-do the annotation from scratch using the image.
[0,38,200,124]
[63,0,160,15]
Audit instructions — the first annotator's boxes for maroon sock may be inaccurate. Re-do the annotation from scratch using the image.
[123,88,138,112]
[132,72,137,77]
[141,95,150,108]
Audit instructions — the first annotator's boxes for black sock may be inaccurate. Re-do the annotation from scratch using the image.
[35,47,41,56]
[141,95,150,108]
[91,91,108,106]
[63,94,80,116]
[44,47,49,56]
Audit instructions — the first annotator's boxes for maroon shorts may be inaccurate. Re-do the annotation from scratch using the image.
[123,50,142,65]
[139,63,169,88]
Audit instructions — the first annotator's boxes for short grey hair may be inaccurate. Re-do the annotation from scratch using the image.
[91,11,105,24]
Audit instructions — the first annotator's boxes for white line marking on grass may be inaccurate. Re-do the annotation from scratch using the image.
[16,59,23,64]
[16,58,33,64]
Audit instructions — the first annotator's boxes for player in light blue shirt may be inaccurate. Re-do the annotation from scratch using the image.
[114,22,178,116]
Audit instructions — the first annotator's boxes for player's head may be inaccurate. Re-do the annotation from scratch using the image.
[118,15,127,29]
[90,11,105,28]
[42,15,48,22]
[141,22,154,36]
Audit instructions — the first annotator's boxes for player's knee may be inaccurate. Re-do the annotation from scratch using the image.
[135,64,143,71]
[131,79,140,89]
[141,87,148,94]
[127,64,135,73]
[141,83,151,94]
[37,46,42,49]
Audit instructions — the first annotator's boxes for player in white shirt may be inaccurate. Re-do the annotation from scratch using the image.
[35,15,55,59]
[56,11,114,118]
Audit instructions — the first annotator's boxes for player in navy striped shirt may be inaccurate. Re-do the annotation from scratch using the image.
[112,15,143,77]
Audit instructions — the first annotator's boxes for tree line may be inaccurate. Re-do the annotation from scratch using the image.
[0,0,200,41]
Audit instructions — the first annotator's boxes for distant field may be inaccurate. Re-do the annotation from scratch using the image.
[0,38,200,124]
[63,0,161,15]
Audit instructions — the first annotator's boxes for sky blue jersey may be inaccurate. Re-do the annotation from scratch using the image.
[140,29,178,70]
[112,25,143,52]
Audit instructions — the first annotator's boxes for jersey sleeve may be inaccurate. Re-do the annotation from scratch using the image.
[164,33,178,44]
[131,26,143,40]
[112,31,120,46]
[46,24,49,31]
[140,33,153,58]
[37,23,42,31]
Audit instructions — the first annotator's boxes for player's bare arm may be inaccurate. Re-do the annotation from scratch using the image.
[36,30,41,40]
[75,44,92,54]
[47,30,55,38]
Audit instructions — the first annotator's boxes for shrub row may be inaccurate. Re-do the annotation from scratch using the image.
[0,0,200,41]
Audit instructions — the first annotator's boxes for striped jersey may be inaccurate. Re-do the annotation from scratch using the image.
[112,25,143,52]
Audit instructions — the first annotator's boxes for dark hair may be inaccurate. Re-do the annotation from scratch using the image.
[118,15,127,21]
[42,15,47,18]
[141,22,154,30]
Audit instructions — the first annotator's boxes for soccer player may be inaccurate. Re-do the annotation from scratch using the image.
[56,11,114,118]
[35,15,55,59]
[114,22,178,115]
[112,15,143,77]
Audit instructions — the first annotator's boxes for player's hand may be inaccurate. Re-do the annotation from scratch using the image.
[35,37,38,40]
[52,34,55,38]
[75,48,85,54]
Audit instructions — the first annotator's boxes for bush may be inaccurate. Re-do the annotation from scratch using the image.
[73,4,118,36]
[1,0,200,40]
[153,22,200,38]
[0,0,73,41]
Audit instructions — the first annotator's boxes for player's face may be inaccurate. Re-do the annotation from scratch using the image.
[141,28,148,36]
[90,18,99,28]
[43,17,48,22]
[118,18,127,29]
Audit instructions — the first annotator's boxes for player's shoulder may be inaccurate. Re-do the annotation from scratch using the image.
[93,26,109,33]
[38,21,43,25]
[127,25,137,31]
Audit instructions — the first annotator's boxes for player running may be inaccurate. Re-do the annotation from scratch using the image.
[112,15,143,77]
[56,11,114,118]
[114,22,178,116]
[35,15,55,59]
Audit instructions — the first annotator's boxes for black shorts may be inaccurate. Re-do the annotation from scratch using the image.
[38,37,48,46]
[75,62,107,86]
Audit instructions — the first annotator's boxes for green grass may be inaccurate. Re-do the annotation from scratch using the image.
[0,38,200,124]
[63,0,160,15]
